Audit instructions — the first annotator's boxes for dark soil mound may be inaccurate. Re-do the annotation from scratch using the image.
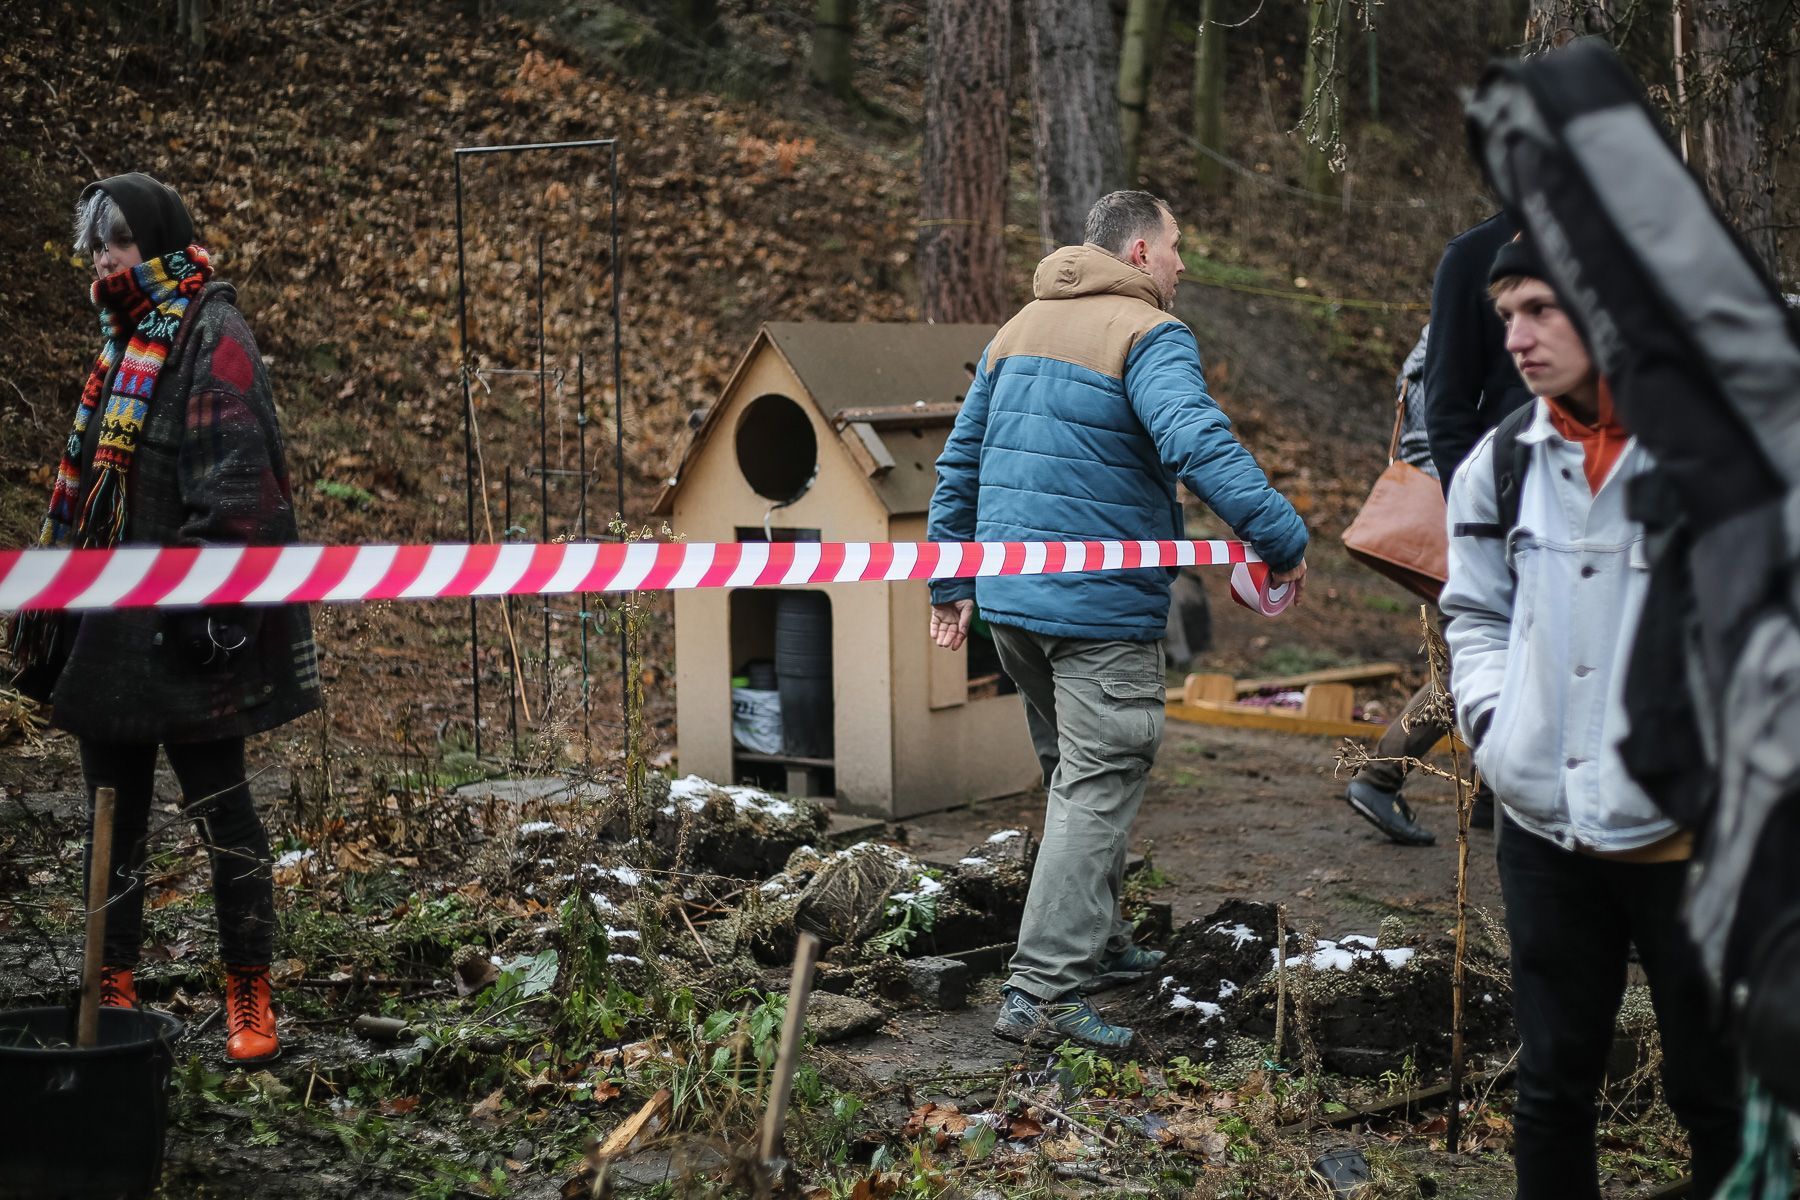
[1116,900,1514,1077]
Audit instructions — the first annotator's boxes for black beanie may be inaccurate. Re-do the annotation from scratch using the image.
[1488,232,1546,287]
[81,173,196,261]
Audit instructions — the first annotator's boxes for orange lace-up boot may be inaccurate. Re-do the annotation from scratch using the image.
[224,964,280,1065]
[98,966,138,1008]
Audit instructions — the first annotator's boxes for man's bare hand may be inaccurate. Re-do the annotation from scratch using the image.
[1270,558,1308,607]
[930,600,974,650]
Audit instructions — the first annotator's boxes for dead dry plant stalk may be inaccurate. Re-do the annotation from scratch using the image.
[1422,605,1473,1152]
[1273,902,1288,1065]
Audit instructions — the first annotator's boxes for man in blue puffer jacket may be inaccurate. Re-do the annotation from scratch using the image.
[928,191,1309,1049]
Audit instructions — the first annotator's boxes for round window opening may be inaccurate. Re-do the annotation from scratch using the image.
[735,394,818,503]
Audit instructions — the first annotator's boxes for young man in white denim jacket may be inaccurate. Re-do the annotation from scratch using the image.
[1441,236,1740,1199]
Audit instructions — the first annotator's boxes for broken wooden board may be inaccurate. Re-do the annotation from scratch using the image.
[593,1088,672,1160]
[1232,662,1403,694]
[1165,698,1465,753]
[1165,698,1386,739]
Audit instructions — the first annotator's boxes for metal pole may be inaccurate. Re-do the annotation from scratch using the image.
[455,154,481,762]
[610,145,630,762]
[505,465,518,756]
[537,233,552,720]
[577,352,591,768]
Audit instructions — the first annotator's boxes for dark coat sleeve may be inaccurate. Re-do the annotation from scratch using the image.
[1423,231,1498,490]
[176,308,295,549]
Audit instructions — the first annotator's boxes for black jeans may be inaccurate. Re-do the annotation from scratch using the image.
[1497,817,1741,1198]
[80,737,275,967]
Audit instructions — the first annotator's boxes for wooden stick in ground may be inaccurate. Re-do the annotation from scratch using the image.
[78,786,117,1048]
[1272,902,1288,1066]
[759,931,822,1164]
[1424,606,1471,1152]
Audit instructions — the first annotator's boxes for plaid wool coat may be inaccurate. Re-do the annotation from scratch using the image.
[46,280,321,742]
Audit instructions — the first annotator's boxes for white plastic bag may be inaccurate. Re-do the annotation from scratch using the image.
[731,687,783,754]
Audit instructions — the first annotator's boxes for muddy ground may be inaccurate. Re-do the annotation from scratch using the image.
[3,705,1706,1200]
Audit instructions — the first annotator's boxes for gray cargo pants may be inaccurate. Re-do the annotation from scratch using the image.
[990,624,1165,1000]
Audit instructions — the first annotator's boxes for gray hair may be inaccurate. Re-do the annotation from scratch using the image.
[1083,190,1171,257]
[72,190,133,256]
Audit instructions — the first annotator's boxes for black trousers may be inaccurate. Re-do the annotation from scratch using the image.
[1497,816,1742,1198]
[80,736,275,968]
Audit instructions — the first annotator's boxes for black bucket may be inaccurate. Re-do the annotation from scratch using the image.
[0,1006,183,1200]
[774,591,833,758]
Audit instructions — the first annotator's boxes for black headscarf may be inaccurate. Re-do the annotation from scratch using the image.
[81,172,196,260]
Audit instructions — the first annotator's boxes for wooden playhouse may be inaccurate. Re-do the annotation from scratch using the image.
[652,321,1043,819]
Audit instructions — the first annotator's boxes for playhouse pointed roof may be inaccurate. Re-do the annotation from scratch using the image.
[653,321,997,518]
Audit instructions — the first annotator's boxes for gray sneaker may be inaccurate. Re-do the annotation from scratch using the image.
[1346,777,1436,846]
[993,986,1135,1050]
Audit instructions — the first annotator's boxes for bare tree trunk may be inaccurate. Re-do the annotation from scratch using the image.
[1692,0,1779,274]
[810,0,857,98]
[1298,0,1347,199]
[1029,0,1126,248]
[178,0,206,52]
[1117,0,1167,183]
[920,0,1012,324]
[1192,0,1227,190]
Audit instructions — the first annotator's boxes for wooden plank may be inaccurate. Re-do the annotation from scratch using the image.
[593,1088,672,1159]
[736,750,836,769]
[1234,662,1403,695]
[1181,672,1235,705]
[1165,699,1384,739]
[1300,682,1355,722]
[833,402,962,429]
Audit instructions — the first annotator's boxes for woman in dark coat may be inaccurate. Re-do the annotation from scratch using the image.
[10,173,318,1064]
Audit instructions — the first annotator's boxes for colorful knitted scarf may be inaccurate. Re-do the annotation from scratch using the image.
[9,245,211,684]
[40,244,212,550]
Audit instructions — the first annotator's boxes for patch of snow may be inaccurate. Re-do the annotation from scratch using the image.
[1341,934,1378,949]
[1168,992,1223,1020]
[667,774,798,820]
[1209,922,1260,948]
[1203,1038,1218,1050]
[606,927,640,941]
[1159,976,1177,991]
[598,866,642,887]
[586,893,619,911]
[1273,937,1417,973]
[890,874,945,905]
[1218,980,1239,999]
[607,954,643,965]
[958,856,987,867]
[518,821,561,835]
[986,829,1023,844]
[274,849,313,870]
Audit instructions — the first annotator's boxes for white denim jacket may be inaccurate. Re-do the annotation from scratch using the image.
[1441,400,1677,853]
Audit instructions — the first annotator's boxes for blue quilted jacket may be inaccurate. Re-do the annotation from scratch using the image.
[927,245,1308,641]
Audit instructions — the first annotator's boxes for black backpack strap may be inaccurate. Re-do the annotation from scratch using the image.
[1452,401,1536,539]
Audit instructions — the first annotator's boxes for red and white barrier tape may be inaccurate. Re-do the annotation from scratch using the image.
[0,538,1289,614]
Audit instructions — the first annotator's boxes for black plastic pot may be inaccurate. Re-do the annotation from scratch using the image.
[774,591,833,758]
[0,1006,183,1200]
